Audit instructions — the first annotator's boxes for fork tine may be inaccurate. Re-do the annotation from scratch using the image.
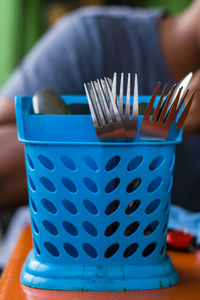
[143,81,161,120]
[107,78,113,88]
[119,73,124,117]
[112,72,117,105]
[125,73,131,120]
[91,81,106,126]
[100,79,110,106]
[164,87,183,126]
[96,79,113,123]
[105,76,117,119]
[93,81,108,123]
[158,84,177,123]
[175,89,189,116]
[152,84,168,122]
[109,74,117,119]
[84,83,101,127]
[132,73,138,118]
[176,90,195,131]
[104,77,122,122]
[100,79,115,121]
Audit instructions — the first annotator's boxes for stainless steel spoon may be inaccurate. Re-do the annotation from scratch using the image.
[32,89,71,114]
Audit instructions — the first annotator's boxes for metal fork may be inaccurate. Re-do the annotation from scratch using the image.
[156,72,193,121]
[169,89,195,139]
[84,80,126,140]
[111,72,138,139]
[139,82,195,141]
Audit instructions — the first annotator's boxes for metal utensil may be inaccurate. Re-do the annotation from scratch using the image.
[139,82,194,141]
[32,89,71,114]
[157,72,193,121]
[84,80,126,140]
[111,72,138,139]
[170,72,193,105]
[169,89,195,139]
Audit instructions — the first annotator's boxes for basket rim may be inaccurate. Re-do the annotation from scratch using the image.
[19,138,181,146]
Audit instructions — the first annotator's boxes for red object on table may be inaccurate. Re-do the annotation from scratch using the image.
[167,230,195,249]
[1,225,200,299]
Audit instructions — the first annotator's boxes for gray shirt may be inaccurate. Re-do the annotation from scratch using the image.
[1,6,173,97]
[1,6,200,211]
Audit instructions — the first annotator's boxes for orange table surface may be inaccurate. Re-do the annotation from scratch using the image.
[0,225,200,300]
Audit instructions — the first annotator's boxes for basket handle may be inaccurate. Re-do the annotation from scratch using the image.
[15,96,25,141]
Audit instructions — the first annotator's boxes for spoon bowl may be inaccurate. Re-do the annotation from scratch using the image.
[32,89,71,114]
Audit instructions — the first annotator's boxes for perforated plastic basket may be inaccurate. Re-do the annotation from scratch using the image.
[15,95,179,291]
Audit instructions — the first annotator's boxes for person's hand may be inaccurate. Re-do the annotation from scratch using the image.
[183,69,200,139]
[0,98,27,209]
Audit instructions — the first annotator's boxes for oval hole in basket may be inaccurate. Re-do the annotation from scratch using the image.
[104,243,119,258]
[149,156,164,171]
[125,199,140,215]
[164,200,170,213]
[83,221,98,237]
[34,240,40,256]
[145,199,161,214]
[105,222,120,237]
[30,198,37,213]
[147,177,162,193]
[32,219,39,234]
[83,177,98,193]
[64,243,79,258]
[62,178,77,193]
[124,221,139,236]
[83,155,99,171]
[142,242,157,257]
[27,154,34,170]
[144,220,159,236]
[127,156,143,171]
[123,243,139,258]
[44,242,59,257]
[105,178,120,193]
[38,155,54,170]
[83,200,98,215]
[83,243,98,258]
[166,177,173,192]
[63,199,78,215]
[105,156,121,171]
[63,221,78,236]
[168,154,175,170]
[126,178,141,193]
[41,199,57,214]
[105,200,120,215]
[40,177,56,192]
[43,220,58,236]
[160,244,166,256]
[28,176,36,191]
[61,155,76,171]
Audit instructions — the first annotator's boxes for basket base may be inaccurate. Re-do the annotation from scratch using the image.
[21,250,179,291]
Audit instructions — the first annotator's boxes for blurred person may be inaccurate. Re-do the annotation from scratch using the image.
[0,0,200,211]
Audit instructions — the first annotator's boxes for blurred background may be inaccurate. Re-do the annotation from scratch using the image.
[0,0,195,274]
[0,0,192,88]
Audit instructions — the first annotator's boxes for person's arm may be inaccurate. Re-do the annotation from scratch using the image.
[0,97,16,125]
[0,8,102,209]
[183,69,200,139]
[0,98,27,209]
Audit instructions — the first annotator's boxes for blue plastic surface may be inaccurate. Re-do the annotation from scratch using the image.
[15,95,180,290]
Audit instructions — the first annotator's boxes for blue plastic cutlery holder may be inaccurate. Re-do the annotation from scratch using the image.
[15,95,180,291]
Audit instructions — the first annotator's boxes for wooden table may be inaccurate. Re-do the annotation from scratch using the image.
[0,225,200,300]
